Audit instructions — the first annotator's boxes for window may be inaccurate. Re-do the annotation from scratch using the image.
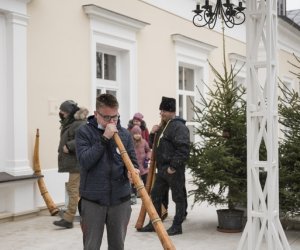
[96,52,116,80]
[282,77,294,102]
[178,65,196,142]
[279,77,294,139]
[178,66,195,121]
[96,88,117,98]
[95,49,119,98]
[172,34,216,143]
[229,53,246,88]
[84,5,148,120]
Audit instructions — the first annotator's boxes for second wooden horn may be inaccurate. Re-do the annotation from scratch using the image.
[33,129,59,216]
[135,134,157,229]
[113,133,176,250]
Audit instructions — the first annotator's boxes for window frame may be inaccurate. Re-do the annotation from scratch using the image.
[83,5,148,120]
[172,34,216,143]
[95,48,120,98]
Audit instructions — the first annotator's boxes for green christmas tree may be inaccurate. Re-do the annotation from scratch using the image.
[188,29,247,210]
[278,53,300,215]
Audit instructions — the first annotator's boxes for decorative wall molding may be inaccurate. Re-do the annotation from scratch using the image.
[83,4,149,32]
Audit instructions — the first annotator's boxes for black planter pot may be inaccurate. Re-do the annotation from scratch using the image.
[216,209,244,233]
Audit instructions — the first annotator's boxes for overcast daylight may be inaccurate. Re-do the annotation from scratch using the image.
[0,0,300,250]
[286,0,300,10]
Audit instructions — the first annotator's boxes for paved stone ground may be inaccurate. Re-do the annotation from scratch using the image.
[1,173,300,250]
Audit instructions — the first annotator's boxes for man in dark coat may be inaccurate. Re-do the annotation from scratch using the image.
[139,96,190,236]
[76,94,139,250]
[53,100,88,229]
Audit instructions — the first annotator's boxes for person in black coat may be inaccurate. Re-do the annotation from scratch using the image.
[139,96,190,236]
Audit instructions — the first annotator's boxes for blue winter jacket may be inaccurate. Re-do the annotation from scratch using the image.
[76,116,138,206]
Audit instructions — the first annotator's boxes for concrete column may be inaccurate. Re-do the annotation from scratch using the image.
[5,12,32,176]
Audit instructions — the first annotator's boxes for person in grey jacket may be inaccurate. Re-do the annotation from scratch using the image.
[76,94,139,250]
[139,96,190,236]
[53,100,88,229]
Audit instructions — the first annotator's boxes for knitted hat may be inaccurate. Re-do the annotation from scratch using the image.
[131,125,142,135]
[60,100,79,114]
[133,112,144,122]
[159,96,176,112]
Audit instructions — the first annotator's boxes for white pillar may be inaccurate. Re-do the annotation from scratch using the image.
[5,12,32,176]
[237,0,290,249]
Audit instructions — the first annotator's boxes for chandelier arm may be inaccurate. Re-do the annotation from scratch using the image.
[222,13,236,28]
[192,0,246,29]
[193,14,210,27]
[220,2,245,27]
[208,11,218,29]
[220,3,235,26]
[232,11,246,25]
[206,2,220,29]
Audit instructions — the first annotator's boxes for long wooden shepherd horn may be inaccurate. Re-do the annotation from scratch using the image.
[135,133,158,229]
[33,129,59,216]
[113,133,176,250]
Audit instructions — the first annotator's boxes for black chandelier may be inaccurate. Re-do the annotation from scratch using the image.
[192,0,246,29]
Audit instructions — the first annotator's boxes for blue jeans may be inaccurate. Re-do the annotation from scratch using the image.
[80,199,131,250]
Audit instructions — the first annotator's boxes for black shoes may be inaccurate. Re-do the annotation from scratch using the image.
[138,222,182,236]
[161,210,168,221]
[137,222,155,232]
[53,219,73,229]
[183,211,188,221]
[167,225,182,236]
[130,194,137,205]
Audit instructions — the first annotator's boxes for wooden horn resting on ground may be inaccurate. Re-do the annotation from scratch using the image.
[33,129,59,216]
[113,133,176,250]
[135,134,158,229]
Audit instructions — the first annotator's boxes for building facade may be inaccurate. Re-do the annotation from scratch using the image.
[0,0,299,220]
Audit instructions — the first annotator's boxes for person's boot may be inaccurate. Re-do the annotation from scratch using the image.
[137,222,155,232]
[183,211,188,221]
[53,219,73,229]
[167,224,182,236]
[161,204,168,221]
[130,194,137,205]
[161,210,168,221]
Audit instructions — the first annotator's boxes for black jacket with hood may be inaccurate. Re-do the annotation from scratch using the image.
[150,117,190,174]
[76,116,138,206]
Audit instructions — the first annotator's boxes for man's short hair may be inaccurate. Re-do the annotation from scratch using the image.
[96,93,119,109]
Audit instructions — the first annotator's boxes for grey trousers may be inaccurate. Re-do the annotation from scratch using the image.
[80,199,131,250]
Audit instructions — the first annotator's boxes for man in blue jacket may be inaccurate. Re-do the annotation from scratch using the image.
[76,94,138,250]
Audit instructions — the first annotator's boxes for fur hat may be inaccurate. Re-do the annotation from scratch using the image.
[60,100,79,114]
[159,96,176,112]
[133,112,144,122]
[131,125,142,135]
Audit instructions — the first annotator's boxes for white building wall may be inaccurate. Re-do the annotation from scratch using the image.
[0,0,38,218]
[0,0,299,219]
